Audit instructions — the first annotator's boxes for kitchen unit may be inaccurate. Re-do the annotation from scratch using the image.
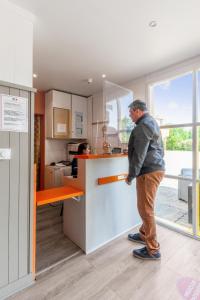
[45,90,88,140]
[45,90,71,139]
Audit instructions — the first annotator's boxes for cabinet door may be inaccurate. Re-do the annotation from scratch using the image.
[52,90,71,109]
[53,108,70,139]
[71,95,87,139]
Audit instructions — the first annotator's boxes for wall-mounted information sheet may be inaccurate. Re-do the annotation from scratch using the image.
[0,94,28,132]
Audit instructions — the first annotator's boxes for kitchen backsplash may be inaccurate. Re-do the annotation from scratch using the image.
[45,139,67,165]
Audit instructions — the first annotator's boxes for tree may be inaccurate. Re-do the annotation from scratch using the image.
[119,117,133,143]
[166,128,192,151]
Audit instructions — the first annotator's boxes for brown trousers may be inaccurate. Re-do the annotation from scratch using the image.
[136,170,164,254]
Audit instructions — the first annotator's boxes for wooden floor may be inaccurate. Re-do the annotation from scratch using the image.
[36,204,81,272]
[10,225,200,300]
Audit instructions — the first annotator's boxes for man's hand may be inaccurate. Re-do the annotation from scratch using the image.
[125,177,132,185]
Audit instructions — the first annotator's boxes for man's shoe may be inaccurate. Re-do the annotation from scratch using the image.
[133,247,161,260]
[128,233,146,245]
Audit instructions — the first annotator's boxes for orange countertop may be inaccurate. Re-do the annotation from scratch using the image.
[36,186,84,206]
[75,153,128,159]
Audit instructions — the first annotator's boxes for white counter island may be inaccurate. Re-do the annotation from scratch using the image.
[63,154,140,254]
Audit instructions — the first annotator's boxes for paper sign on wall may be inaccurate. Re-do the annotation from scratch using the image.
[0,94,28,132]
[57,123,66,133]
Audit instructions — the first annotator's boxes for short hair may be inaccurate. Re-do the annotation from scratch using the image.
[77,143,89,154]
[128,99,148,112]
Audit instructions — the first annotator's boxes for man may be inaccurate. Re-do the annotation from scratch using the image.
[126,99,165,260]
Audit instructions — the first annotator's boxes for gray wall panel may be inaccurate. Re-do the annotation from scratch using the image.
[8,88,20,283]
[0,86,9,95]
[18,90,29,278]
[0,84,34,297]
[9,88,19,97]
[0,86,9,288]
[0,132,9,288]
[9,132,20,283]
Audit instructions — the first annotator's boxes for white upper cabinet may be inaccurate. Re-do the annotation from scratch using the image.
[45,90,88,139]
[71,95,88,139]
[51,90,71,109]
[45,90,71,139]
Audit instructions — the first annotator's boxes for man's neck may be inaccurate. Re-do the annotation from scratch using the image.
[135,112,148,124]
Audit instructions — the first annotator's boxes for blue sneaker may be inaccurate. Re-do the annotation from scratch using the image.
[133,247,161,260]
[128,233,146,245]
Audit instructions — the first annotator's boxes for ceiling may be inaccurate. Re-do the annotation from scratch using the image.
[10,0,200,96]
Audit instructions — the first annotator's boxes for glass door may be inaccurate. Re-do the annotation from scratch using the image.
[150,72,194,234]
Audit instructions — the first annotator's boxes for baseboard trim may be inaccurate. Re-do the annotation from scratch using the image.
[0,274,34,300]
[85,223,140,254]
[36,249,82,277]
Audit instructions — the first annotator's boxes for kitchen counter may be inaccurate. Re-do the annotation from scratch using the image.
[74,153,127,159]
[63,155,140,254]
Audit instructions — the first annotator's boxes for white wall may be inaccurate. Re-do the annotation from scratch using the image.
[0,0,34,87]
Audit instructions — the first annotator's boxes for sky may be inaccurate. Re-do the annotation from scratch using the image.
[152,73,195,125]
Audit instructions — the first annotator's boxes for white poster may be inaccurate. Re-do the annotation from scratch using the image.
[57,123,66,133]
[0,94,28,132]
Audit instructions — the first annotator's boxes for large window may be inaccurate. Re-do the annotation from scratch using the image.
[151,73,193,125]
[150,72,196,234]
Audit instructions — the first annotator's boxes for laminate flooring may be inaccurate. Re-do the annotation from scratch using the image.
[36,203,81,273]
[9,225,200,300]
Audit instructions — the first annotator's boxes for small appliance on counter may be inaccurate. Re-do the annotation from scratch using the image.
[112,147,122,154]
[67,143,81,161]
[45,163,72,189]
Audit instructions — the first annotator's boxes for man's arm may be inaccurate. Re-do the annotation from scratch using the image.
[127,125,151,183]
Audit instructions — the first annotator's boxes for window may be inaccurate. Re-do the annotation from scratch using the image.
[151,73,193,125]
[150,72,194,232]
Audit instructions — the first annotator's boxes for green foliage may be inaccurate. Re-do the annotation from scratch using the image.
[165,128,192,151]
[119,117,133,143]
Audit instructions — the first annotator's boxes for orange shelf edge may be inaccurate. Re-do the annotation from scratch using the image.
[36,186,84,206]
[98,173,127,185]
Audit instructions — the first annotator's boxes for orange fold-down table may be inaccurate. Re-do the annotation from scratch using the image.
[36,186,84,206]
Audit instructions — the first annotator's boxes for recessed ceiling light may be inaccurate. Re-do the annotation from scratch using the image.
[102,74,106,78]
[149,20,157,28]
[87,78,93,84]
[33,73,37,78]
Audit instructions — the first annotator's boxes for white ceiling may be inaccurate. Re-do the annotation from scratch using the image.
[10,0,200,96]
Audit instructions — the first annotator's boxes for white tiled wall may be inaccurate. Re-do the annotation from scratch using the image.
[45,139,67,165]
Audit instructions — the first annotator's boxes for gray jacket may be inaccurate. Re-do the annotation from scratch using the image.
[127,113,165,182]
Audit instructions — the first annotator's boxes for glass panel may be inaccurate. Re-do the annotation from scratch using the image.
[197,183,200,236]
[197,127,200,181]
[161,127,192,176]
[156,178,193,231]
[151,73,193,125]
[197,127,200,236]
[197,71,200,122]
[103,80,133,147]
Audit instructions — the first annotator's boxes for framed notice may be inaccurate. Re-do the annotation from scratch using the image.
[0,94,28,132]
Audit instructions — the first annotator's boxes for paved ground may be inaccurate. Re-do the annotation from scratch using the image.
[156,186,191,229]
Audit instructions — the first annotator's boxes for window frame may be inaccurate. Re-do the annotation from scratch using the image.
[148,69,200,239]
